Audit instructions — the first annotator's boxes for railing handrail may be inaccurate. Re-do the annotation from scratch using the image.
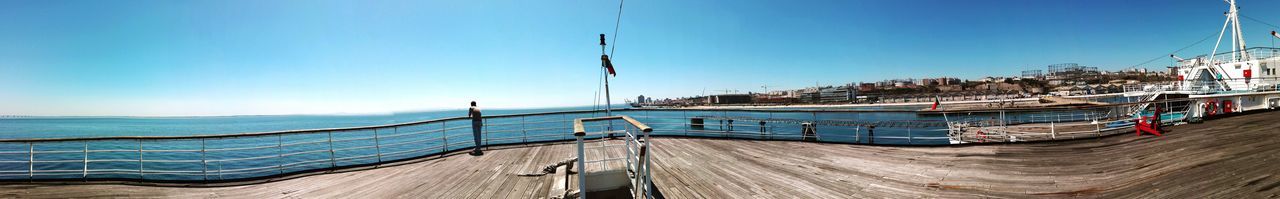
[10,86,1274,143]
[573,115,652,136]
[0,109,625,142]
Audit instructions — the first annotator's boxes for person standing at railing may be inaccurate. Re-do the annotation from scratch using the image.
[469,101,484,156]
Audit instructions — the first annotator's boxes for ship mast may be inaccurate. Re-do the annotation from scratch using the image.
[1208,0,1247,63]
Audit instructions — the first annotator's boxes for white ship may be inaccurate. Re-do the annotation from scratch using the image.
[945,0,1280,144]
[1143,0,1280,123]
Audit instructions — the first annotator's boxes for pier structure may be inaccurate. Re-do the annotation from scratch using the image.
[0,97,1277,198]
[0,110,1277,198]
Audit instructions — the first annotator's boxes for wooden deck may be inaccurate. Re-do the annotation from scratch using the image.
[652,111,1280,198]
[0,141,587,199]
[1,111,1279,198]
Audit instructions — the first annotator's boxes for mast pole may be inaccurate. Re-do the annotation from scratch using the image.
[600,34,615,136]
[600,34,612,117]
[605,71,612,117]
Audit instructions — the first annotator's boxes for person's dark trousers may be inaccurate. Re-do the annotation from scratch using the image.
[471,119,484,155]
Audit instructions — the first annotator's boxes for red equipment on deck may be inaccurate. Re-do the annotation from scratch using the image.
[1136,107,1164,136]
[1223,100,1234,114]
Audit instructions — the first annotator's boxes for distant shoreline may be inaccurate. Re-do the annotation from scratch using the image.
[640,93,1125,111]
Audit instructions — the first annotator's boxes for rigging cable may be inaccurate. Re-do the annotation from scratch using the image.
[1122,31,1218,70]
[596,0,626,112]
[1239,14,1277,47]
[594,65,604,115]
[1240,14,1280,29]
[609,0,626,57]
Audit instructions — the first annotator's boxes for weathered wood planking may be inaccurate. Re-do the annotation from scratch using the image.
[0,141,592,199]
[650,111,1280,198]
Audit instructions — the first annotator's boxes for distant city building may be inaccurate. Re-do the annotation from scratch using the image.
[1021,69,1043,79]
[706,94,752,104]
[1046,63,1100,86]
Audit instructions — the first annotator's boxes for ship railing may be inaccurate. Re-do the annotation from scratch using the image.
[0,110,616,182]
[945,97,1197,143]
[573,115,653,199]
[623,110,953,145]
[1203,47,1280,63]
[0,101,1215,182]
[0,109,966,183]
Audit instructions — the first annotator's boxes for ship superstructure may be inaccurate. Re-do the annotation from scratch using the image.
[1161,0,1280,121]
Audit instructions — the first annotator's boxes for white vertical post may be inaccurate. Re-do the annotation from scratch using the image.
[277,134,284,175]
[1050,122,1057,140]
[643,128,653,199]
[575,131,586,199]
[483,118,489,147]
[327,131,337,168]
[683,111,689,136]
[137,139,144,179]
[625,126,632,171]
[855,126,860,143]
[82,142,89,180]
[629,126,640,198]
[522,116,527,143]
[201,139,207,181]
[907,126,912,144]
[374,128,382,163]
[27,142,33,180]
[442,121,449,154]
[1096,123,1102,138]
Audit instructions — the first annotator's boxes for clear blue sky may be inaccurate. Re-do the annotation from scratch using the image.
[2,0,1279,116]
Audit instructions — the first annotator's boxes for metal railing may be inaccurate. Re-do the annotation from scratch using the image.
[0,110,610,182]
[1,95,1262,182]
[573,115,653,199]
[944,97,1205,143]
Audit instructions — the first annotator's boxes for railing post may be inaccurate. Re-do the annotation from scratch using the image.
[375,128,384,163]
[27,142,33,180]
[442,121,449,154]
[759,120,767,140]
[559,114,567,140]
[201,139,207,181]
[642,126,653,199]
[625,126,632,172]
[683,111,689,136]
[629,126,641,198]
[521,116,527,143]
[482,118,488,147]
[137,139,144,179]
[1050,122,1057,140]
[575,130,586,199]
[1096,123,1102,138]
[277,134,284,175]
[82,141,88,180]
[327,131,337,168]
[907,126,913,145]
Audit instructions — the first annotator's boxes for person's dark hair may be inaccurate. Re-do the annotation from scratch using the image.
[470,101,476,106]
